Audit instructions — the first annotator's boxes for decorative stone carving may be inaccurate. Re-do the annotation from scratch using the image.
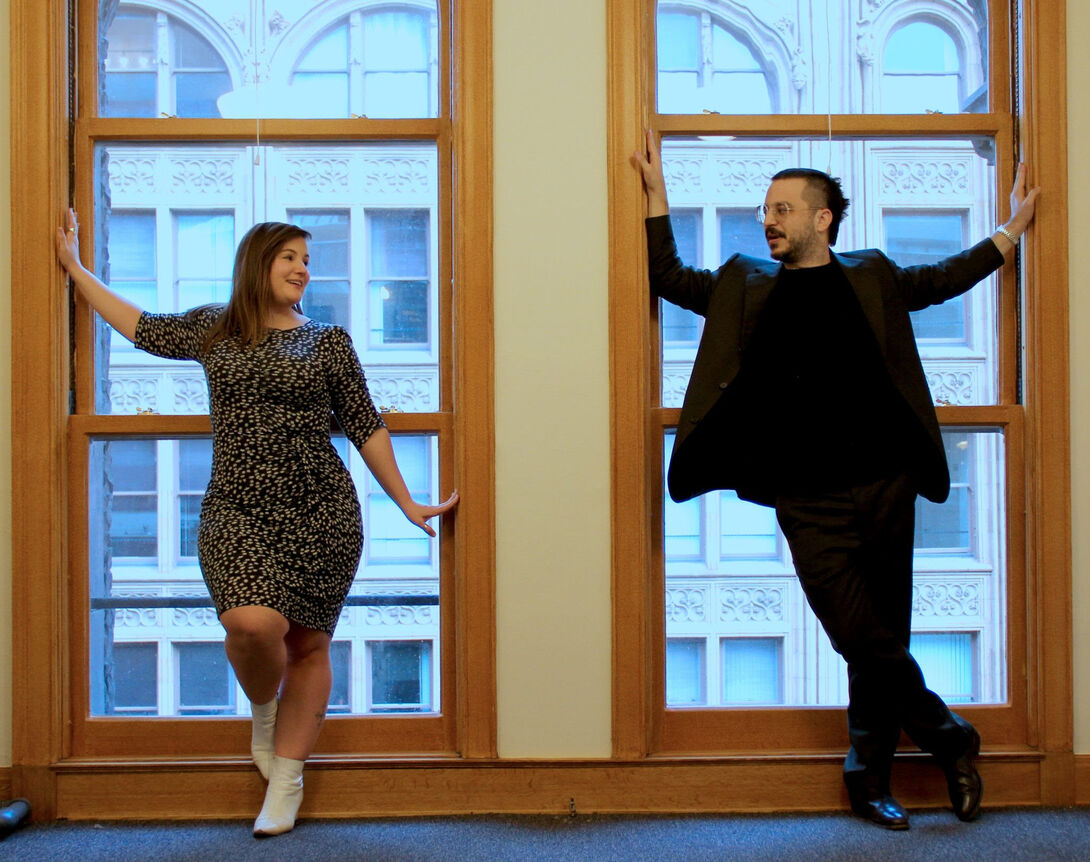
[364,606,434,626]
[366,371,437,413]
[173,375,210,414]
[109,376,159,413]
[170,157,236,194]
[172,608,221,627]
[268,11,289,36]
[666,588,707,623]
[362,158,431,194]
[913,581,981,617]
[925,368,977,406]
[287,158,351,193]
[663,158,704,195]
[714,158,780,195]
[108,158,156,194]
[115,609,158,627]
[720,586,784,622]
[879,160,971,196]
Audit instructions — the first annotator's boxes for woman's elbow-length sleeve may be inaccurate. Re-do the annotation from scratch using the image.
[133,309,215,361]
[326,327,386,452]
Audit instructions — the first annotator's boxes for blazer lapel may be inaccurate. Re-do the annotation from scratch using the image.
[836,252,886,355]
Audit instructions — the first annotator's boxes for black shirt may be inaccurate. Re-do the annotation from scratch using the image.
[727,261,915,493]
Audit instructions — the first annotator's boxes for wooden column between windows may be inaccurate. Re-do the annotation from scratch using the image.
[1019,0,1073,805]
[10,0,72,818]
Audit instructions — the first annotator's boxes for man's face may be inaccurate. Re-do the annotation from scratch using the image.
[762,178,829,266]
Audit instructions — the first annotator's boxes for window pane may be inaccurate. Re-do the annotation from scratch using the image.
[89,431,444,718]
[660,210,702,346]
[104,440,157,558]
[112,642,158,715]
[661,423,1006,706]
[177,642,236,715]
[329,641,352,714]
[719,491,778,559]
[654,1,987,114]
[97,141,440,415]
[292,210,351,329]
[174,211,235,309]
[100,6,231,118]
[178,439,212,560]
[369,641,432,713]
[362,12,434,118]
[666,638,706,705]
[663,432,702,560]
[886,212,968,344]
[101,9,157,117]
[366,435,433,562]
[911,632,976,703]
[369,210,430,348]
[722,638,782,704]
[883,23,962,113]
[658,136,998,409]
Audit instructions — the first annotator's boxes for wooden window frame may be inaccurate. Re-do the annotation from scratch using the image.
[608,0,1073,806]
[11,0,495,818]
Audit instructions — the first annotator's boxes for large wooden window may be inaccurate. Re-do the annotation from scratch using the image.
[13,0,493,816]
[609,0,1071,804]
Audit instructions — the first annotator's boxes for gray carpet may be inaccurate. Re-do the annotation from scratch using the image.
[3,808,1090,861]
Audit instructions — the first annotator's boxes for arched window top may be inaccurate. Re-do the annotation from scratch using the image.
[101,3,237,118]
[884,20,960,74]
[881,18,965,113]
[656,7,776,114]
[284,4,439,118]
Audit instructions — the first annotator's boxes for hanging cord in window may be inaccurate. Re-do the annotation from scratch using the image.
[253,56,262,166]
[825,0,834,174]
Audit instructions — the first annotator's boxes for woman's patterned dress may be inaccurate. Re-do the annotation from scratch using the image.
[135,308,385,635]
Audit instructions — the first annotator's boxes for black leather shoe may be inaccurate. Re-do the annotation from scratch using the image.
[850,794,910,830]
[943,727,983,821]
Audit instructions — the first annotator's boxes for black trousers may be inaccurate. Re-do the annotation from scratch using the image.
[774,470,976,797]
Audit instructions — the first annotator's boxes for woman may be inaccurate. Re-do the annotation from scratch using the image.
[56,210,458,837]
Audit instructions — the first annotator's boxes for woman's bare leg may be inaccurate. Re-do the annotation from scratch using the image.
[274,623,333,760]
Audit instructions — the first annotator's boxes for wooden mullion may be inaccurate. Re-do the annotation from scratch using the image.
[76,117,444,142]
[654,113,1009,138]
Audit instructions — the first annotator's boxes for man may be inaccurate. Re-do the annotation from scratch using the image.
[632,131,1039,829]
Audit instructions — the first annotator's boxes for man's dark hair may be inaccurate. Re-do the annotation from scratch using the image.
[770,168,850,245]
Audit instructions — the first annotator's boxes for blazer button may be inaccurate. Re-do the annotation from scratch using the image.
[718,381,728,389]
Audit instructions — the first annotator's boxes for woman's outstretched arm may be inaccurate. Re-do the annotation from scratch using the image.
[56,208,143,343]
[358,427,459,537]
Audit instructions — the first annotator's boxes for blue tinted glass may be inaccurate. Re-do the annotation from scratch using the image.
[109,212,156,279]
[174,71,231,118]
[364,12,428,69]
[719,208,768,259]
[104,73,157,118]
[112,643,158,712]
[722,638,782,704]
[657,12,699,69]
[369,211,428,277]
[173,21,226,69]
[178,642,235,714]
[666,639,706,705]
[885,22,959,73]
[178,439,212,491]
[911,632,975,703]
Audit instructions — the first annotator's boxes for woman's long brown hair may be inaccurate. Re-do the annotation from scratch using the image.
[198,221,312,350]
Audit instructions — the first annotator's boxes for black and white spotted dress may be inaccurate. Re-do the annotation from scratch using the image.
[134,307,385,635]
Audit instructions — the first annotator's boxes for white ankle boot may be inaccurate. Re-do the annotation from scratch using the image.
[253,755,305,837]
[250,698,278,780]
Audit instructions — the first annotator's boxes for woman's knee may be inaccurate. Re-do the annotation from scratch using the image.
[284,626,331,664]
[221,605,289,646]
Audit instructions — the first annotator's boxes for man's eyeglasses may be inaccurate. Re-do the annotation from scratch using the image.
[755,203,824,223]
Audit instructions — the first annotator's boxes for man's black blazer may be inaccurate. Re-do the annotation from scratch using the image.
[646,215,1005,507]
